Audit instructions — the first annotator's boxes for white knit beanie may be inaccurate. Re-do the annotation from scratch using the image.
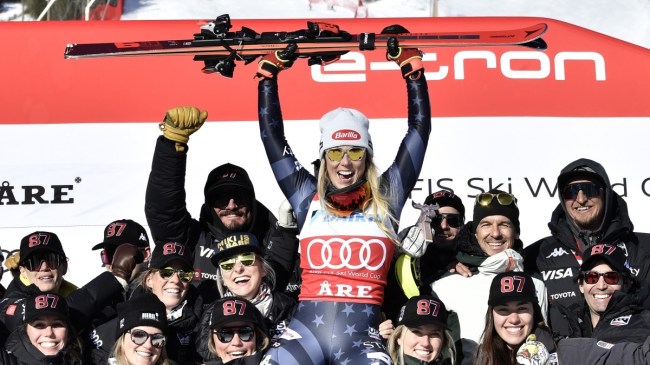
[318,107,373,158]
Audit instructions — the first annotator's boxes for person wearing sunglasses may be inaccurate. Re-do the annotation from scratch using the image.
[387,295,457,365]
[88,241,204,364]
[474,272,555,365]
[1,231,144,343]
[549,243,650,345]
[146,104,300,305]
[107,293,171,365]
[430,190,548,362]
[523,158,650,335]
[0,292,84,365]
[203,297,269,365]
[382,190,466,325]
[254,29,430,365]
[196,233,295,362]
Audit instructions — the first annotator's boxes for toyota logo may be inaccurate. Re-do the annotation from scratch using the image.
[306,238,387,271]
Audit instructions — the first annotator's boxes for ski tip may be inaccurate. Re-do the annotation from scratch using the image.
[64,43,76,58]
[522,37,548,51]
[527,23,549,39]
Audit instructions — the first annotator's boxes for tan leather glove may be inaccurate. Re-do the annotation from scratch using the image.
[159,106,208,151]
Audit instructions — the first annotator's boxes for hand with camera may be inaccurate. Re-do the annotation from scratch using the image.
[110,243,145,285]
[159,106,208,151]
[255,43,298,80]
[381,24,424,79]
[516,334,551,365]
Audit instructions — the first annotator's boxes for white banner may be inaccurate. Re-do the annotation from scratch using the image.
[2,116,650,287]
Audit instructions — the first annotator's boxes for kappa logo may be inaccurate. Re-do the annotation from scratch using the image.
[545,248,570,258]
[610,315,632,326]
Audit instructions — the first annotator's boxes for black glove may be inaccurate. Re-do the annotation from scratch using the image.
[255,43,298,80]
[110,243,144,283]
[381,24,424,78]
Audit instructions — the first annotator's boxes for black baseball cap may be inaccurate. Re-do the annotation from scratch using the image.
[23,292,70,325]
[92,219,150,251]
[424,190,465,220]
[148,242,194,270]
[204,163,254,205]
[209,297,267,333]
[488,271,538,307]
[210,232,265,268]
[19,231,66,263]
[581,243,630,275]
[397,295,449,329]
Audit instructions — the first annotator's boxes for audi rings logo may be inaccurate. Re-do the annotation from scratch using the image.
[306,238,387,271]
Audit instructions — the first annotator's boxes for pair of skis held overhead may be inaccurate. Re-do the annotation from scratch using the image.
[64,14,549,77]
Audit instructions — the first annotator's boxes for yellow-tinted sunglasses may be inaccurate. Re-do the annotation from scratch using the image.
[475,192,517,207]
[325,147,366,162]
[218,252,256,272]
[158,267,194,283]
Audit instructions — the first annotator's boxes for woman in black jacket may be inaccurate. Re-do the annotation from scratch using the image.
[0,292,82,365]
[202,297,270,365]
[474,272,555,365]
[88,242,203,364]
[197,233,295,362]
[387,295,457,365]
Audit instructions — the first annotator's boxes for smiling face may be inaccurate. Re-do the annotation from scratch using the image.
[212,322,257,362]
[432,206,462,248]
[146,260,190,312]
[563,179,605,231]
[220,254,267,300]
[475,215,517,256]
[492,301,534,348]
[19,257,66,293]
[579,262,623,325]
[122,326,163,365]
[325,146,367,189]
[212,187,253,230]
[398,324,444,362]
[26,315,68,356]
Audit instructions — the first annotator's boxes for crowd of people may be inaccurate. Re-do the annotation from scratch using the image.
[2,31,650,365]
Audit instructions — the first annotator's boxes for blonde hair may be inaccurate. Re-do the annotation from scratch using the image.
[387,324,456,365]
[317,156,399,243]
[110,334,171,365]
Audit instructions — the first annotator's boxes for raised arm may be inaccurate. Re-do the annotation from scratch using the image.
[380,28,432,218]
[257,48,318,230]
[145,107,208,244]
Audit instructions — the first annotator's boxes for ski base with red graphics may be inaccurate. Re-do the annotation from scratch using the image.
[64,14,548,77]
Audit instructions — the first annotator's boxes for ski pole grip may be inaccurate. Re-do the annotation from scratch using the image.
[359,32,376,50]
